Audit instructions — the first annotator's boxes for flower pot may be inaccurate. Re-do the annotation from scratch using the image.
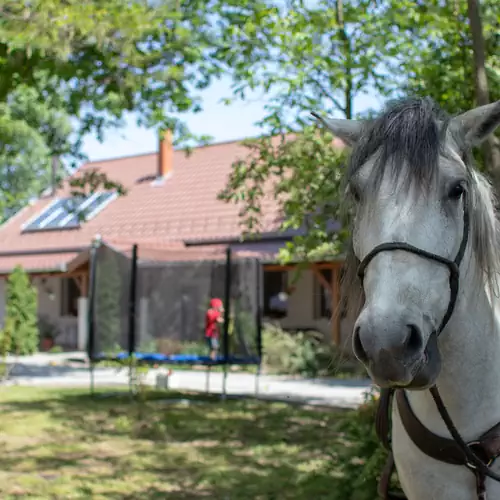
[41,337,55,351]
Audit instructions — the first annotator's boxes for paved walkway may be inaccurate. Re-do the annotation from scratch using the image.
[3,352,372,409]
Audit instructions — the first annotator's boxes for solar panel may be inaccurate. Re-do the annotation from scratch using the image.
[22,191,117,232]
[23,199,67,232]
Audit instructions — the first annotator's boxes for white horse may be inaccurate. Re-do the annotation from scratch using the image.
[313,97,500,499]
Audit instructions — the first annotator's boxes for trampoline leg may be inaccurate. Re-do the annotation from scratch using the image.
[206,366,211,393]
[128,360,134,399]
[222,364,228,401]
[90,361,95,396]
[255,365,261,397]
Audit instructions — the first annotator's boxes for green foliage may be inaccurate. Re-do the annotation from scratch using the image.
[388,0,500,174]
[219,127,349,263]
[218,0,389,260]
[220,0,500,258]
[2,265,39,355]
[262,322,363,378]
[0,0,274,220]
[329,388,398,500]
[262,323,319,376]
[225,0,394,127]
[388,0,499,112]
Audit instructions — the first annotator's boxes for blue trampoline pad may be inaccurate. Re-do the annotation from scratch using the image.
[91,352,261,365]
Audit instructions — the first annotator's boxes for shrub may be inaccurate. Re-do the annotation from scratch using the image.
[329,388,400,500]
[262,322,365,378]
[179,341,208,356]
[262,322,319,376]
[2,265,39,356]
[153,338,207,355]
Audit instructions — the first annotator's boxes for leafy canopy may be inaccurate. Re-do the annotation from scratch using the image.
[219,0,500,262]
[0,0,273,219]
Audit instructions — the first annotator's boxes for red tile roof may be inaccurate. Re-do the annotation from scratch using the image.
[0,135,344,273]
[0,252,81,275]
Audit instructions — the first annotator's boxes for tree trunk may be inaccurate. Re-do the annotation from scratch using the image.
[466,0,500,192]
[335,0,353,119]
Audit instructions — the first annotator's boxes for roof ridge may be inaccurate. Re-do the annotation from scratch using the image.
[83,132,268,167]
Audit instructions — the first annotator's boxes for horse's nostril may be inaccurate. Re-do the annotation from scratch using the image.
[405,324,423,355]
[353,325,368,363]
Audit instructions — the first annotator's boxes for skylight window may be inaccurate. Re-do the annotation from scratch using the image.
[22,191,117,232]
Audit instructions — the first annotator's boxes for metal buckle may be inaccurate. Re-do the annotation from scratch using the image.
[466,441,494,469]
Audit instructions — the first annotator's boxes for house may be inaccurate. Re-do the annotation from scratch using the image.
[0,132,353,352]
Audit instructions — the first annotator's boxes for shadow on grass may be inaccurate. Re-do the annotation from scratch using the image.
[0,388,351,499]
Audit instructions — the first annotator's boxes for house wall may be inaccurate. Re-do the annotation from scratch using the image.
[31,276,79,350]
[265,268,354,352]
[33,276,62,320]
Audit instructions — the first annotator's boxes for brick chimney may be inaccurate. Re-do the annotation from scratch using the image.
[158,129,173,179]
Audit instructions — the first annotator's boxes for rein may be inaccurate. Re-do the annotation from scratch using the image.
[357,191,500,499]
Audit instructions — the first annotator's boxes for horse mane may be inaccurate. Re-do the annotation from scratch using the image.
[340,97,500,320]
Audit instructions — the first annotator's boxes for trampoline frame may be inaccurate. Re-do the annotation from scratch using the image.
[86,237,263,398]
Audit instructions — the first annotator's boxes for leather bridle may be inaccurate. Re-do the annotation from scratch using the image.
[357,190,470,336]
[357,190,500,499]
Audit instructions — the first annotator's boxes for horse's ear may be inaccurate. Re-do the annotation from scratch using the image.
[310,112,365,146]
[451,100,500,147]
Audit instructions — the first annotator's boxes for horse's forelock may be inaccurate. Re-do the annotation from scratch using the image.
[346,97,450,196]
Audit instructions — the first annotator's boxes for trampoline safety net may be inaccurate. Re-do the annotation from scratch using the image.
[90,243,132,355]
[88,242,262,363]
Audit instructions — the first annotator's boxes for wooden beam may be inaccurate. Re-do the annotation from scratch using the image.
[70,273,89,297]
[263,263,297,272]
[263,260,345,273]
[315,261,343,270]
[72,275,83,293]
[310,263,332,292]
[81,272,88,297]
[331,267,341,346]
[0,270,88,280]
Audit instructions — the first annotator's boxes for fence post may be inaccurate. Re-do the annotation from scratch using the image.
[87,236,101,395]
[222,247,232,399]
[255,258,263,396]
[128,244,138,356]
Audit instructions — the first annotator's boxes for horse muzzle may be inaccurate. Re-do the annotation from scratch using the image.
[353,306,441,389]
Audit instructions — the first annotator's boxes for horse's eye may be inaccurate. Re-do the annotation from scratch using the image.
[448,181,466,200]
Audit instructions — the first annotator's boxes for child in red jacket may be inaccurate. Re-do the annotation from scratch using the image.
[205,298,224,360]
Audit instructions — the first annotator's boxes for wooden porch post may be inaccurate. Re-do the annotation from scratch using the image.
[310,263,332,293]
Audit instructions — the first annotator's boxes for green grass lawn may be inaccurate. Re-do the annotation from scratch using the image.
[0,386,350,500]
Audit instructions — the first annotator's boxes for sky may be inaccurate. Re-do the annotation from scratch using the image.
[81,75,384,162]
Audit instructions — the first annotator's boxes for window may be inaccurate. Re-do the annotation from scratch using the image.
[263,270,288,317]
[61,277,80,317]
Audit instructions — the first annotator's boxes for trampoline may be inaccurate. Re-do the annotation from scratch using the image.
[86,237,263,397]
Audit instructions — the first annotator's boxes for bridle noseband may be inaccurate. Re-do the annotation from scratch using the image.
[357,191,500,499]
[357,190,470,336]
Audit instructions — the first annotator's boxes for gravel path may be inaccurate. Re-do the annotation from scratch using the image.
[3,352,372,408]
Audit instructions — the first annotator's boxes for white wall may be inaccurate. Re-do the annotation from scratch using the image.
[266,268,354,352]
[34,276,61,320]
